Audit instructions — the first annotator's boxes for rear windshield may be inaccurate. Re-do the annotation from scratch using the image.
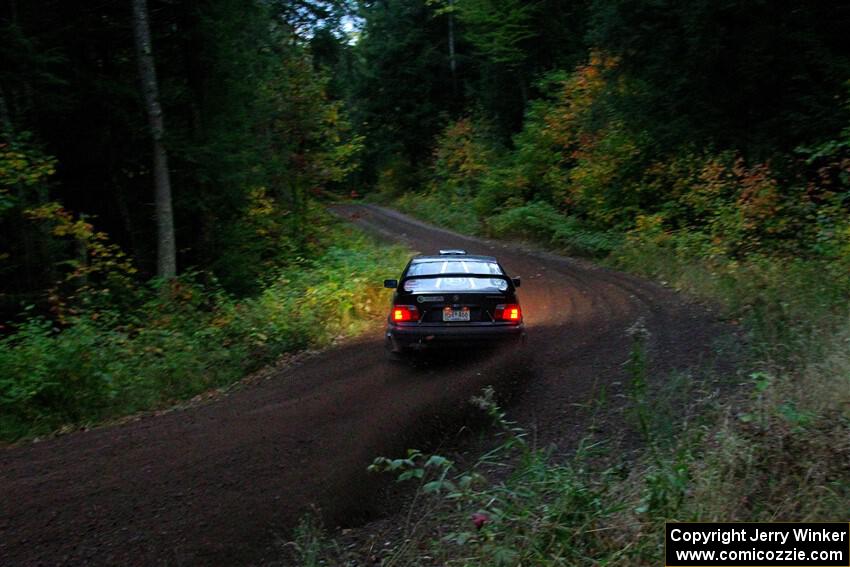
[404,260,507,292]
[406,260,502,276]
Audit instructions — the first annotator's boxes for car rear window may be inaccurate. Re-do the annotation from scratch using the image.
[406,260,502,276]
[403,277,509,293]
[404,260,507,292]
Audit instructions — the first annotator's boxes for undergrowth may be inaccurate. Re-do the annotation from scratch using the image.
[0,226,409,443]
[393,191,482,236]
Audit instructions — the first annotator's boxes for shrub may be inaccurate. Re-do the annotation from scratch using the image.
[0,228,409,442]
[486,201,621,257]
[394,191,482,235]
[431,117,497,199]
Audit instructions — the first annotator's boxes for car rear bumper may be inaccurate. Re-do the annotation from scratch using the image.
[386,322,525,350]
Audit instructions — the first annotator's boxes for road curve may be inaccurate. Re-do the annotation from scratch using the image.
[0,205,729,566]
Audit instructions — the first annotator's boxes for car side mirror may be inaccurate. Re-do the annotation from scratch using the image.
[384,279,398,289]
[512,277,521,288]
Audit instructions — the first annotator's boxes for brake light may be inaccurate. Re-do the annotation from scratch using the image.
[392,305,419,322]
[493,303,522,322]
[495,304,522,322]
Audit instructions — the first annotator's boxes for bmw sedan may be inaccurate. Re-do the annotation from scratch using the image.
[383,250,525,356]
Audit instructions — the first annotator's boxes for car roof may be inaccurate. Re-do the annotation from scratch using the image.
[411,254,498,263]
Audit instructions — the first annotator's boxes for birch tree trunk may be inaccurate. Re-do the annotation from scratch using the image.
[131,0,177,278]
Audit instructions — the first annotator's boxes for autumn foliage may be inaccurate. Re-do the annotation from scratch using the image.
[403,50,850,270]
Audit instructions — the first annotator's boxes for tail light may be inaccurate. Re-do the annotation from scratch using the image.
[495,304,522,322]
[392,305,419,322]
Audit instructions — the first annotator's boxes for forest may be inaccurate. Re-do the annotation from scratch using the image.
[1,0,849,563]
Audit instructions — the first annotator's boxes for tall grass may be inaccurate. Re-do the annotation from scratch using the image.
[612,239,850,363]
[392,191,482,236]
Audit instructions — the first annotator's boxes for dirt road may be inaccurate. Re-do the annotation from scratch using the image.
[0,205,729,565]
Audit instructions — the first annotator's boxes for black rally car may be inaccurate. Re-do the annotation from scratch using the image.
[383,250,525,354]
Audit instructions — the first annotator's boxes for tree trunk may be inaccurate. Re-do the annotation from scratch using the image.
[448,0,457,97]
[518,77,528,107]
[0,85,13,134]
[131,0,177,278]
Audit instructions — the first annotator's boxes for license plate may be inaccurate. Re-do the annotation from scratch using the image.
[442,307,470,322]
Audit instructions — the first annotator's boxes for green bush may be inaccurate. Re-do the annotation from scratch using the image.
[394,191,482,235]
[0,229,409,443]
[486,201,621,257]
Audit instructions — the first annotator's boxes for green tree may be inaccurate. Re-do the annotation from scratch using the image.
[349,0,465,185]
[455,0,536,67]
[588,0,850,156]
